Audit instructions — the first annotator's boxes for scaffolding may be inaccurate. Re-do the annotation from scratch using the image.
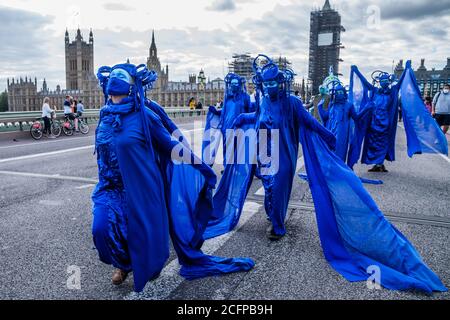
[308,0,345,95]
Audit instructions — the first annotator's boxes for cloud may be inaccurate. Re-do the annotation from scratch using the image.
[1,0,449,94]
[0,6,62,91]
[379,0,450,20]
[102,2,134,11]
[207,0,236,12]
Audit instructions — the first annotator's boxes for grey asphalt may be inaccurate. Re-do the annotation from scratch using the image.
[0,118,449,300]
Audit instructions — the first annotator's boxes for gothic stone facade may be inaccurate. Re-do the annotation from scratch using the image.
[7,28,103,112]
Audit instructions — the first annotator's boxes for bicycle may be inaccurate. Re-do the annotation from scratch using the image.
[30,113,62,140]
[62,114,90,136]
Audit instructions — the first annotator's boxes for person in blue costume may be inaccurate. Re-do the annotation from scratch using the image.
[318,81,372,163]
[92,62,254,292]
[347,62,447,172]
[201,73,256,239]
[203,73,252,166]
[205,55,447,293]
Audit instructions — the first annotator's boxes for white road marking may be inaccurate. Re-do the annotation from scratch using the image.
[0,145,94,164]
[38,200,64,206]
[75,184,96,190]
[0,135,93,150]
[0,128,203,164]
[126,201,262,300]
[254,156,304,196]
[0,170,98,184]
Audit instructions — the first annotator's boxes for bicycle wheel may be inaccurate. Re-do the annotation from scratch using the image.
[51,121,62,137]
[79,120,90,134]
[62,121,74,136]
[30,123,43,140]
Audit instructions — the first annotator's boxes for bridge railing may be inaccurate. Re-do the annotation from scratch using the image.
[0,108,207,132]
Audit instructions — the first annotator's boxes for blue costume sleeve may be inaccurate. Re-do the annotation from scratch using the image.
[202,107,222,166]
[203,112,257,239]
[296,104,446,293]
[399,61,448,157]
[244,93,254,113]
[296,101,336,151]
[145,99,178,134]
[318,99,329,124]
[347,66,376,168]
[145,107,255,282]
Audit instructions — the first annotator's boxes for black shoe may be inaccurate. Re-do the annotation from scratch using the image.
[380,165,388,172]
[267,227,284,241]
[368,165,382,172]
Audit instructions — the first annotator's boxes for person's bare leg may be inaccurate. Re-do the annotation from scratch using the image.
[75,118,78,131]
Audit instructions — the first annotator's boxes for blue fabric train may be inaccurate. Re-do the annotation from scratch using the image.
[347,61,448,170]
[202,72,256,238]
[315,77,382,185]
[203,55,447,293]
[92,62,254,292]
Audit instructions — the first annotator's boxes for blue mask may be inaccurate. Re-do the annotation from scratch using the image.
[107,68,133,96]
[263,80,279,99]
[333,88,346,103]
[230,79,240,93]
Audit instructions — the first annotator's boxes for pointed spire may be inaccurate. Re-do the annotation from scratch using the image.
[76,27,82,41]
[323,0,331,10]
[65,28,70,44]
[150,29,157,58]
[89,28,93,43]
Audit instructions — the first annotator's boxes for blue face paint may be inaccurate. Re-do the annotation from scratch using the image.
[107,68,134,96]
[230,79,240,93]
[263,80,279,99]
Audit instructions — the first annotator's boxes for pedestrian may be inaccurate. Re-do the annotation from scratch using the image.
[76,99,85,117]
[425,96,433,113]
[432,84,450,134]
[41,97,55,139]
[92,62,254,292]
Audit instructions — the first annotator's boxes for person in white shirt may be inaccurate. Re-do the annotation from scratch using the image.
[41,97,55,138]
[76,100,85,117]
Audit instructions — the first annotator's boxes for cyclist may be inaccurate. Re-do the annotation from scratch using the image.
[63,95,78,132]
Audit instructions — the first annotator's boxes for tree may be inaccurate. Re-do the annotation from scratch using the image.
[0,91,8,112]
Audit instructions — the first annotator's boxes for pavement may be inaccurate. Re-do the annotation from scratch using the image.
[0,119,449,300]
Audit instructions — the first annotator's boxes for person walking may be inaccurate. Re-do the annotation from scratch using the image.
[432,84,450,134]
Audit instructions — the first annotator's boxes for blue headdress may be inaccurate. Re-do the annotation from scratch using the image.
[96,62,158,150]
[371,70,397,89]
[252,54,295,102]
[224,72,246,100]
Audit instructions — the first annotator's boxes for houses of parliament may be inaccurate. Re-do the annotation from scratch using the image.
[6,29,226,112]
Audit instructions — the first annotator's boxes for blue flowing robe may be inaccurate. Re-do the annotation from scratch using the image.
[318,99,368,162]
[92,98,254,292]
[347,62,447,168]
[204,94,447,293]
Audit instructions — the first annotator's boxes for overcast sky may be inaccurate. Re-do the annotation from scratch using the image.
[0,0,449,92]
